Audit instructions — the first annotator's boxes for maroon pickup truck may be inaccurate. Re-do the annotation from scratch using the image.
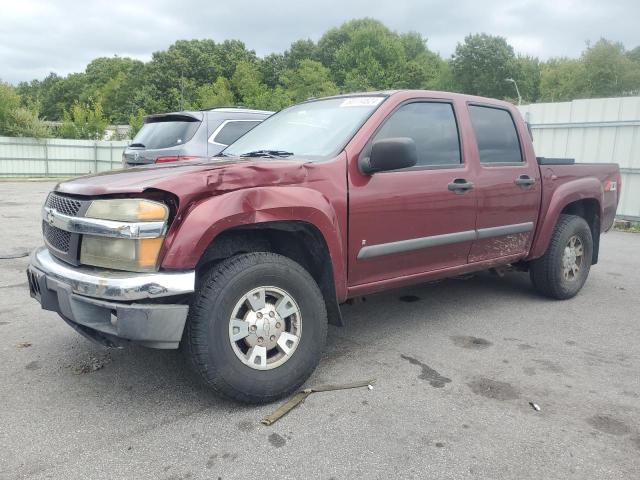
[27,90,620,403]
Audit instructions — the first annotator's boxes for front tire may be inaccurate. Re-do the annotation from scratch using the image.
[530,214,593,299]
[184,252,327,404]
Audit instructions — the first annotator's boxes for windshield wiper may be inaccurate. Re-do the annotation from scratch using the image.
[239,150,294,158]
[129,143,145,148]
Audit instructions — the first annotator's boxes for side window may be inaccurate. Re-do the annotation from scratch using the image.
[210,120,261,146]
[371,102,461,167]
[469,106,523,164]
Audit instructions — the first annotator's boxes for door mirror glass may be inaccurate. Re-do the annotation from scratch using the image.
[359,137,418,174]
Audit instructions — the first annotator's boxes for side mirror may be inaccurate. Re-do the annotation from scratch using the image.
[359,137,418,174]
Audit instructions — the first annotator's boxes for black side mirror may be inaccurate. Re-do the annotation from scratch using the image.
[359,137,418,174]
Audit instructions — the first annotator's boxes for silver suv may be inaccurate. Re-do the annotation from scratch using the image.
[122,108,272,167]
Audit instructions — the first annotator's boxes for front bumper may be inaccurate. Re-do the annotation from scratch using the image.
[27,246,195,349]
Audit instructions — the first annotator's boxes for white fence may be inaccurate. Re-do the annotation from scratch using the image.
[0,136,128,178]
[519,97,640,220]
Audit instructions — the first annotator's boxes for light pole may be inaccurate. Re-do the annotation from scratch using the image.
[505,78,522,106]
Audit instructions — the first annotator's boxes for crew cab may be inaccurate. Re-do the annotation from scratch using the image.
[27,91,620,403]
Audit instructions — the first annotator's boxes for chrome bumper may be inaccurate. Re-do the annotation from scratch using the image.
[29,246,195,301]
[27,247,195,349]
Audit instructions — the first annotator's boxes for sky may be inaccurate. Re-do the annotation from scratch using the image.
[1,0,639,84]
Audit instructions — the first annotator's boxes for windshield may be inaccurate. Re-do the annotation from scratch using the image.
[132,117,200,150]
[223,96,386,160]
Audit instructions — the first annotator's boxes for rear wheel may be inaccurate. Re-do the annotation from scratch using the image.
[184,252,327,404]
[530,214,593,299]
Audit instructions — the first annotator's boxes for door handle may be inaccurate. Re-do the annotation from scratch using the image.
[448,178,474,194]
[515,175,536,187]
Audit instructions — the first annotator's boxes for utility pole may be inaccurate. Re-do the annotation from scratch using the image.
[505,78,522,106]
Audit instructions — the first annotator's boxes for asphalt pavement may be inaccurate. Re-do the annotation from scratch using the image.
[1,181,638,479]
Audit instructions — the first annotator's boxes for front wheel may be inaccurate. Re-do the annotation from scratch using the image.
[183,252,327,404]
[529,214,593,299]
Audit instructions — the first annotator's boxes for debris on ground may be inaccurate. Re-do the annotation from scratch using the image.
[16,341,32,349]
[73,354,112,374]
[261,379,375,426]
[529,401,541,411]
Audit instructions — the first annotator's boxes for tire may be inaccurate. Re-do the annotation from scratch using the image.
[183,252,327,404]
[529,214,593,300]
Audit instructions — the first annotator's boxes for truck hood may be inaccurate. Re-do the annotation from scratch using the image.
[54,156,312,198]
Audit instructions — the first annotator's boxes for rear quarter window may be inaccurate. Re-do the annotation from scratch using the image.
[210,120,262,146]
[469,105,523,164]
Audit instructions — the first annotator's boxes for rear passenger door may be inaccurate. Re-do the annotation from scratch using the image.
[466,104,541,262]
[348,101,477,286]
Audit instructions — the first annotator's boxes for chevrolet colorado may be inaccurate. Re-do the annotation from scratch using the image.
[27,90,620,403]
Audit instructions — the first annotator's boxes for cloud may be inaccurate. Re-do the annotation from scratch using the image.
[1,0,638,84]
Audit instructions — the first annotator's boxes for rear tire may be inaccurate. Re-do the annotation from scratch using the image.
[183,252,327,404]
[530,214,593,299]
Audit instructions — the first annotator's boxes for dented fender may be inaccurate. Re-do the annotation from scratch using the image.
[159,158,349,300]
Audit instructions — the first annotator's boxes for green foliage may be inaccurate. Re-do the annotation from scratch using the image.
[3,107,52,138]
[128,108,146,138]
[282,60,338,102]
[331,19,407,89]
[0,81,21,129]
[60,99,108,139]
[8,19,640,139]
[539,58,588,102]
[1,81,51,138]
[582,39,640,97]
[451,34,517,98]
[193,77,235,109]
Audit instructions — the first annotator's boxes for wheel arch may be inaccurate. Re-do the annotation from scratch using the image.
[193,221,344,326]
[528,178,603,264]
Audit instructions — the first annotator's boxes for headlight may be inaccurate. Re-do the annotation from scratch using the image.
[80,199,169,272]
[81,236,164,272]
[85,199,168,222]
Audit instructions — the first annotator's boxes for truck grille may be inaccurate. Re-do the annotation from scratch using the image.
[43,223,71,253]
[45,193,82,216]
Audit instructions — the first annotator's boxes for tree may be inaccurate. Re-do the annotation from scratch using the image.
[60,99,108,139]
[128,108,146,138]
[582,39,640,97]
[194,77,235,109]
[284,39,317,69]
[511,55,541,103]
[0,81,50,138]
[451,34,518,98]
[539,58,588,102]
[329,19,407,90]
[3,107,52,138]
[282,60,338,102]
[398,32,445,89]
[259,53,288,88]
[231,61,290,110]
[0,81,21,132]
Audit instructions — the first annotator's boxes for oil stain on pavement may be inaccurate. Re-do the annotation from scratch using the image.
[586,415,631,436]
[467,377,520,400]
[400,354,452,388]
[268,433,287,447]
[451,335,493,349]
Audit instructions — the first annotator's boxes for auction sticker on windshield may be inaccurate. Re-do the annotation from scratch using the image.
[340,97,384,107]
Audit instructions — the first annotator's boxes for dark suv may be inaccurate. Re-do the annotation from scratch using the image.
[122,108,272,167]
